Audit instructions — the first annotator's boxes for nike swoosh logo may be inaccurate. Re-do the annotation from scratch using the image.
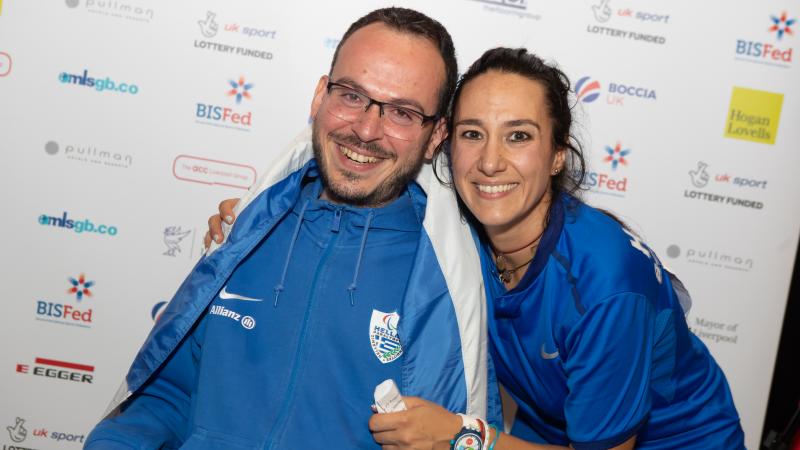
[540,343,559,360]
[219,286,263,302]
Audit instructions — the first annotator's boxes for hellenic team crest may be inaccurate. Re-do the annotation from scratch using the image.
[369,309,402,364]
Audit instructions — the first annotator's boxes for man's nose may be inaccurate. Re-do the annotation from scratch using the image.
[351,103,386,142]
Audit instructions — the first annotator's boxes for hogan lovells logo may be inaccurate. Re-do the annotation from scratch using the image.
[587,0,667,45]
[724,86,784,145]
[735,11,795,68]
[195,11,275,61]
[575,75,657,106]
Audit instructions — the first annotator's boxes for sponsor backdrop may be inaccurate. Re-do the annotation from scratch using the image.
[0,0,797,448]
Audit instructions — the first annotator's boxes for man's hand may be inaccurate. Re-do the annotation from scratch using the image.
[369,397,462,450]
[203,198,239,249]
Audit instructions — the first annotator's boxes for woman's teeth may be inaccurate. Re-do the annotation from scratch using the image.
[476,183,517,194]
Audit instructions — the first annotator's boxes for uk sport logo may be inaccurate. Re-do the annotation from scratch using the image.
[369,310,402,364]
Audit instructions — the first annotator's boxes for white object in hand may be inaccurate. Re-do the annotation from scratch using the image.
[374,379,407,413]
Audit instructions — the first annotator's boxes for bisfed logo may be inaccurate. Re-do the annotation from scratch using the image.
[65,0,154,24]
[734,12,794,69]
[581,141,631,197]
[44,140,132,169]
[195,77,254,132]
[16,358,94,384]
[35,274,96,329]
[666,244,753,272]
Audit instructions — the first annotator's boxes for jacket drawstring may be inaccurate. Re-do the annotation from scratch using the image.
[347,211,374,306]
[273,199,310,307]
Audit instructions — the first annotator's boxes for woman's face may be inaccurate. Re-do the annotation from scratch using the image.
[451,71,565,236]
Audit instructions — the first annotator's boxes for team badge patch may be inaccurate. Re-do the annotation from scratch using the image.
[369,310,402,364]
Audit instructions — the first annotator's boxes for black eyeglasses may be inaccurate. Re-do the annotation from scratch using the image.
[325,81,438,140]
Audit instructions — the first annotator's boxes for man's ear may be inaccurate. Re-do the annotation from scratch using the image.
[424,117,448,160]
[309,75,329,119]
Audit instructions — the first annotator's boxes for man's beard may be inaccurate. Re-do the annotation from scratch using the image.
[311,121,427,207]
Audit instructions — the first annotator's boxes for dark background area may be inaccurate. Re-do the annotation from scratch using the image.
[762,239,800,448]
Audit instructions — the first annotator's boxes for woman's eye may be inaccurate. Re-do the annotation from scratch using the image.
[461,130,482,140]
[509,131,531,142]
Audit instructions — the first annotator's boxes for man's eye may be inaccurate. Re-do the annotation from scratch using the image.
[339,91,363,104]
[390,108,413,121]
[509,131,531,142]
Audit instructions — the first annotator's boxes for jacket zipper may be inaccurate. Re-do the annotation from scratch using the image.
[263,209,342,449]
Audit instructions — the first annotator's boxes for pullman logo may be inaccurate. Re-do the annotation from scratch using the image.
[65,0,154,24]
[666,244,754,272]
[45,140,133,169]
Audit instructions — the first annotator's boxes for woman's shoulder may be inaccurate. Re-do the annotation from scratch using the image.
[557,196,665,300]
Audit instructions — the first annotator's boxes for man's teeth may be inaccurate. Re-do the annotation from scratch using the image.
[477,183,517,194]
[340,146,379,164]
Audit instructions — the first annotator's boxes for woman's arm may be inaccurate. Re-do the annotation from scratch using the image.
[369,397,635,450]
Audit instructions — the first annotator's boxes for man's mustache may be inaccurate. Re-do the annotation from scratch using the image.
[329,132,394,160]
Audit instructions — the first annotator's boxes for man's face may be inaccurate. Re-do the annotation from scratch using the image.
[309,23,447,207]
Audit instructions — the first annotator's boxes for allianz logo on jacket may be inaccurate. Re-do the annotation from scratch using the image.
[210,304,256,330]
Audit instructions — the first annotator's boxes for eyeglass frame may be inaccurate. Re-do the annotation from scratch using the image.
[325,81,440,127]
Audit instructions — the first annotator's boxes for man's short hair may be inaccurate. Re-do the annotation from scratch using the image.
[330,7,457,119]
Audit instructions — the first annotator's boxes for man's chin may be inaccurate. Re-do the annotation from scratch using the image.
[323,180,382,207]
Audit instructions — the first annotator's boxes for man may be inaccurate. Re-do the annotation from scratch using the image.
[86,8,498,449]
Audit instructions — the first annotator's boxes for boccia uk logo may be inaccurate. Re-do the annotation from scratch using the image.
[575,75,657,106]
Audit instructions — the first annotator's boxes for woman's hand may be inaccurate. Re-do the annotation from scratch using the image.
[203,198,239,248]
[369,397,462,450]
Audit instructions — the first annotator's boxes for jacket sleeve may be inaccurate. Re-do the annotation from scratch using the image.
[84,315,208,449]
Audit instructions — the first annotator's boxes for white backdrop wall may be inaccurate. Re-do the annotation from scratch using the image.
[1,1,798,448]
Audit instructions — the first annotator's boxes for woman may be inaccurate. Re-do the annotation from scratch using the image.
[206,48,745,449]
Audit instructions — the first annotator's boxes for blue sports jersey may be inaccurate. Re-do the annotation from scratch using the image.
[482,194,745,449]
